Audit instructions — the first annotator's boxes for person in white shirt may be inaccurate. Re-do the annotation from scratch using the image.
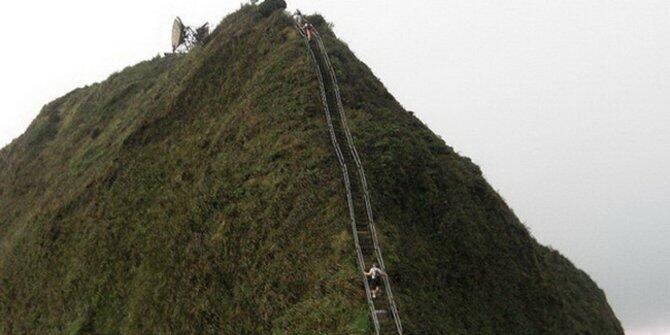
[364,263,386,298]
[293,10,304,26]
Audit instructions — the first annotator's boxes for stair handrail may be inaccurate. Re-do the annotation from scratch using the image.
[296,21,381,334]
[313,32,404,335]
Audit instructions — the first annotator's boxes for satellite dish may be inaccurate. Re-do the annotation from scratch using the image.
[171,17,185,52]
[170,16,208,53]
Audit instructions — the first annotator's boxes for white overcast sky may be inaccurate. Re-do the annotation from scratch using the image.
[1,1,668,333]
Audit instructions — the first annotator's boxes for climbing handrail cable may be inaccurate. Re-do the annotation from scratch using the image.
[314,32,403,334]
[296,19,403,334]
[296,22,381,334]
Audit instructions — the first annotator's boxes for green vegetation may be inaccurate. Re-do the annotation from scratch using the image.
[0,2,622,334]
[258,0,287,17]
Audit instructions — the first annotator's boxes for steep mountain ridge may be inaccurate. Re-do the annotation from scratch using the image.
[0,3,622,334]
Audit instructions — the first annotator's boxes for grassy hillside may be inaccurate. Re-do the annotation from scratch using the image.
[0,3,622,334]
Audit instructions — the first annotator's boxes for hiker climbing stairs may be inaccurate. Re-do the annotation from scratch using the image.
[295,18,403,335]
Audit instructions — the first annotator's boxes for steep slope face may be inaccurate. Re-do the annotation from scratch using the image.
[0,4,622,335]
[308,16,623,334]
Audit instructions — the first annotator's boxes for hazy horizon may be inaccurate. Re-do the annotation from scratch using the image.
[1,1,668,333]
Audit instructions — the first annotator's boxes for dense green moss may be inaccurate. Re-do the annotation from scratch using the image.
[0,3,621,334]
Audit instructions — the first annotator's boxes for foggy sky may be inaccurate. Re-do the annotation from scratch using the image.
[0,1,668,333]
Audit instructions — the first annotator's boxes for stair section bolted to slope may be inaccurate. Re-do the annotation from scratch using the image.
[296,19,404,335]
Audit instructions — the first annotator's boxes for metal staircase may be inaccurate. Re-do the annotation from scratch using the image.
[296,21,403,335]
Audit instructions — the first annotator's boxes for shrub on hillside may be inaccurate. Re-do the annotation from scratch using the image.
[258,0,286,17]
[306,14,327,28]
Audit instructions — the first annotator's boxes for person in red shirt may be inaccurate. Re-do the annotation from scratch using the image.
[303,22,316,41]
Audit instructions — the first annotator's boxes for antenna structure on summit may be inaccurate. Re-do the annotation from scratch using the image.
[171,17,210,53]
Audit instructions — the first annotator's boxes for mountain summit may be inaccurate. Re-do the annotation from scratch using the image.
[0,2,622,334]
